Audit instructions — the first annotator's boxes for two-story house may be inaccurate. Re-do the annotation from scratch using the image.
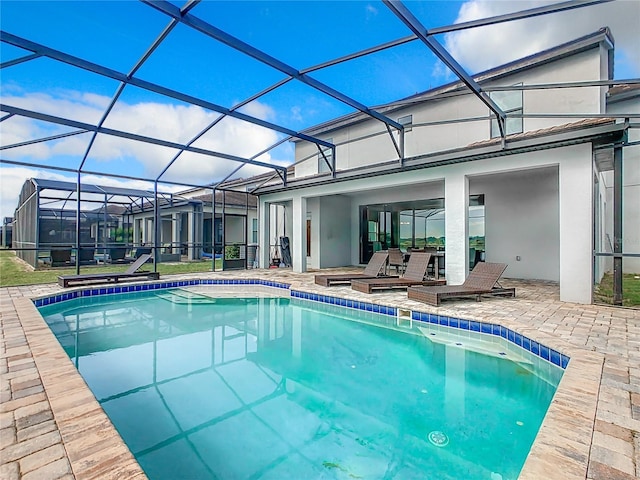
[254,28,639,304]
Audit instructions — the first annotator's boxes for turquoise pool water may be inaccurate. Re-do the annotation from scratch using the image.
[39,288,563,480]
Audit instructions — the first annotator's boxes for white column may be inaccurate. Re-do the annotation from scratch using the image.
[444,172,469,285]
[259,200,270,268]
[140,218,148,244]
[292,195,307,273]
[133,219,140,246]
[171,213,180,254]
[187,209,196,260]
[559,146,593,303]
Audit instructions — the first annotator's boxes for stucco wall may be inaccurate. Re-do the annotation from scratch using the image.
[317,195,351,268]
[497,49,603,132]
[471,167,560,281]
[294,45,604,178]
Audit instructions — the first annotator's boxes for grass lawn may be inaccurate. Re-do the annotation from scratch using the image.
[0,249,222,287]
[594,272,640,307]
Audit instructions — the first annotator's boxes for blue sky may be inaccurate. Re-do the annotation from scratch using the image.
[1,0,639,219]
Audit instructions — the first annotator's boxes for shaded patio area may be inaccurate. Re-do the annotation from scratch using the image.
[0,268,638,479]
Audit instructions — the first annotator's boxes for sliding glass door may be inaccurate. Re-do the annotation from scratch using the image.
[359,196,484,265]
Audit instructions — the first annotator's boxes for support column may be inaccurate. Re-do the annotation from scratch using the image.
[133,218,140,247]
[613,145,623,305]
[444,172,469,285]
[559,146,593,303]
[292,195,307,273]
[172,213,180,254]
[187,208,196,261]
[259,200,270,268]
[140,218,147,246]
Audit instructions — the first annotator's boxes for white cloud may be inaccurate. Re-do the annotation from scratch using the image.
[290,105,303,122]
[0,90,290,213]
[0,167,58,220]
[443,0,640,77]
[431,60,454,81]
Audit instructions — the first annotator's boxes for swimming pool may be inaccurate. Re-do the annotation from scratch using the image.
[39,287,563,480]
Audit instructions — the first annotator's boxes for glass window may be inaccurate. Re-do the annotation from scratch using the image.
[490,85,523,138]
[421,209,445,249]
[368,220,378,242]
[252,218,258,243]
[469,194,485,268]
[398,114,413,133]
[399,210,414,250]
[318,138,333,174]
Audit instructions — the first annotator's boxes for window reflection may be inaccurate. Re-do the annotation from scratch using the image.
[360,195,484,263]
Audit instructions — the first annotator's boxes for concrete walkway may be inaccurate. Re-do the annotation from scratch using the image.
[0,269,638,479]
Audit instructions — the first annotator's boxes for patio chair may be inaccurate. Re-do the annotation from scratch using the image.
[58,253,159,288]
[350,252,445,294]
[407,262,515,306]
[314,251,396,287]
[388,248,406,274]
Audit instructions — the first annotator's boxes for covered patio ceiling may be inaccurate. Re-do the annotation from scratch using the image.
[0,0,625,195]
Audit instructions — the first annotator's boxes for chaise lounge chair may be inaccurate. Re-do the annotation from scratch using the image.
[50,248,72,267]
[76,247,97,266]
[350,252,445,294]
[406,262,515,306]
[314,251,396,287]
[124,247,152,263]
[107,246,132,264]
[58,253,159,288]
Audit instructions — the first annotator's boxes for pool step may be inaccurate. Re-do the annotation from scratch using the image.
[417,326,534,365]
[155,289,219,304]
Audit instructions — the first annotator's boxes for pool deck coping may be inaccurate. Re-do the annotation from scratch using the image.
[1,269,638,479]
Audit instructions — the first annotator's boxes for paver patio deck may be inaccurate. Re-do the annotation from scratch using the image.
[1,268,638,479]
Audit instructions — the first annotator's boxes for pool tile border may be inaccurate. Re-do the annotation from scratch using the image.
[13,274,612,480]
[407,309,569,369]
[35,279,568,370]
[32,278,291,308]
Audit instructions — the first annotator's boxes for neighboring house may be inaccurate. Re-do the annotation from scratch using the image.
[253,28,639,304]
[1,217,13,248]
[127,187,258,264]
[12,178,259,268]
[12,179,138,268]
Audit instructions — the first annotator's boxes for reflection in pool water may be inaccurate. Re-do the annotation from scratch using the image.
[39,288,562,480]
